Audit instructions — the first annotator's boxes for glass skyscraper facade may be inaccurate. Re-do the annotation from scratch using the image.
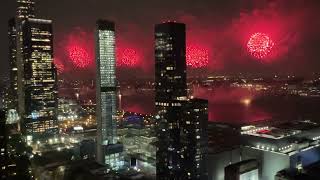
[22,18,58,135]
[95,20,123,169]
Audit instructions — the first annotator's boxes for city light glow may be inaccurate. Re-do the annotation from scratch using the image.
[241,98,252,106]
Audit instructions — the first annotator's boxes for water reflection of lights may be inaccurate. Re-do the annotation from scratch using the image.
[241,98,252,106]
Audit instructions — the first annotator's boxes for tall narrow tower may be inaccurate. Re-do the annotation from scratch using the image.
[181,99,208,179]
[95,20,123,169]
[14,0,36,128]
[7,0,35,111]
[7,18,18,110]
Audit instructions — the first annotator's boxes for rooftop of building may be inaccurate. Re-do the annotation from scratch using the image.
[276,120,319,131]
[240,120,320,154]
[241,120,320,140]
[208,120,320,155]
[241,126,300,140]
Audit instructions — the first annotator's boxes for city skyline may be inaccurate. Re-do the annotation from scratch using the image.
[1,0,320,81]
[2,1,320,180]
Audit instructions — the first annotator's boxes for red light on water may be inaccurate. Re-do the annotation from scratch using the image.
[247,33,274,59]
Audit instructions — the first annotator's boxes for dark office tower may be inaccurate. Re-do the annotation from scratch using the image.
[0,110,7,179]
[22,18,58,136]
[155,22,187,179]
[181,99,208,180]
[155,22,187,101]
[95,20,124,170]
[6,18,18,110]
[15,0,35,119]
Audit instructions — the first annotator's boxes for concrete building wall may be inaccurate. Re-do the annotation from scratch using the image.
[242,147,290,180]
[208,148,242,180]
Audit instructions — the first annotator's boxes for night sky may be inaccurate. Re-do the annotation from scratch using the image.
[1,0,320,81]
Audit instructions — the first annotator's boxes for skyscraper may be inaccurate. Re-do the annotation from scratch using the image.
[181,99,208,179]
[22,18,58,136]
[154,22,187,179]
[155,22,187,102]
[6,0,35,110]
[154,22,208,179]
[6,0,37,129]
[6,18,18,110]
[95,20,124,169]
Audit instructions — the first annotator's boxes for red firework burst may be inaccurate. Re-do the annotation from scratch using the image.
[247,33,274,59]
[68,46,91,68]
[186,45,209,68]
[117,48,139,67]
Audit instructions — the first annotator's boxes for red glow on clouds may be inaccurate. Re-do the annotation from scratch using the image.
[228,2,307,66]
[186,45,209,68]
[52,1,316,76]
[61,28,95,70]
[247,33,275,59]
[117,48,140,67]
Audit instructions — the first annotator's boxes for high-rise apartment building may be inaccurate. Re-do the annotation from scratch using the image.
[154,22,187,179]
[95,20,123,170]
[155,22,187,102]
[154,22,208,179]
[181,99,208,179]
